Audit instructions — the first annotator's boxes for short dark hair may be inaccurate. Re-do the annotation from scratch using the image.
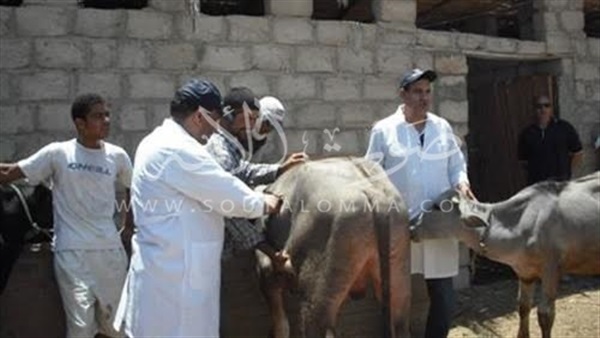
[170,92,200,121]
[222,87,259,122]
[71,93,105,121]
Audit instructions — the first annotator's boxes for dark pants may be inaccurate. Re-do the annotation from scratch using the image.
[425,277,455,338]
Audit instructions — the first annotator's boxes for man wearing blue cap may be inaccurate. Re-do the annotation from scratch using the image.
[114,79,282,337]
[366,68,476,338]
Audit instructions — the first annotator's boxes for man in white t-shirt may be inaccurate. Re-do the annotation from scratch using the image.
[0,93,133,338]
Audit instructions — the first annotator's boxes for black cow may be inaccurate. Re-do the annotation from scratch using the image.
[0,183,53,293]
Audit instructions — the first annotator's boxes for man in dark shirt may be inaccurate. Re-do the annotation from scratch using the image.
[518,95,583,185]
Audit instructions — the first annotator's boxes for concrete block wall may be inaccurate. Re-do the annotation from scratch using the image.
[2,0,599,280]
[0,1,598,335]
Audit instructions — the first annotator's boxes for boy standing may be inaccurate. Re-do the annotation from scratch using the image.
[0,93,133,337]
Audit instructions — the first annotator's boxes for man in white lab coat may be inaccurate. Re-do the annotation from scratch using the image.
[114,79,282,337]
[365,69,476,338]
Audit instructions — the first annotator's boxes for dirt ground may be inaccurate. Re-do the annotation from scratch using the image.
[449,276,600,338]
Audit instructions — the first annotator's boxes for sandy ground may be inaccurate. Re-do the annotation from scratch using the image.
[449,276,600,338]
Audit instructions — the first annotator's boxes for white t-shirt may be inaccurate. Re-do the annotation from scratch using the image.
[18,139,132,251]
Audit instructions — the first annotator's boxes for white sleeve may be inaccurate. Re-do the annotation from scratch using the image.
[445,124,469,187]
[17,143,57,184]
[116,150,133,188]
[365,126,386,166]
[164,148,265,219]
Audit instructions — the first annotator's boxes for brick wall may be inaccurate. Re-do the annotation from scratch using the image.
[1,0,598,336]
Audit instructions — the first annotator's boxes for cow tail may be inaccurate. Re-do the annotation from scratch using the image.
[365,189,392,338]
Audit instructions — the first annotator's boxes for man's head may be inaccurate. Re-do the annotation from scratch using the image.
[399,68,437,116]
[534,95,554,127]
[253,96,286,140]
[221,87,261,148]
[170,79,223,143]
[71,93,110,141]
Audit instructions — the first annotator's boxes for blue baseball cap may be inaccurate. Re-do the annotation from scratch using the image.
[175,79,222,112]
[399,68,437,89]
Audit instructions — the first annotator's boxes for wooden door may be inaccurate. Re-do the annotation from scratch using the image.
[468,74,555,202]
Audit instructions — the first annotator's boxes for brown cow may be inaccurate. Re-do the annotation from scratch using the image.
[257,157,411,338]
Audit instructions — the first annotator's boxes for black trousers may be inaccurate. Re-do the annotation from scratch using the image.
[425,277,455,338]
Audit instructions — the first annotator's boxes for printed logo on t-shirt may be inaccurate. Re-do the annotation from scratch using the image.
[67,162,111,176]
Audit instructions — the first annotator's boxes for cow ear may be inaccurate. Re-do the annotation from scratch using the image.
[462,215,487,228]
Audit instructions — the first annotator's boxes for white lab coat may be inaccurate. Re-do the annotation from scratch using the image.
[114,118,265,337]
[366,105,469,278]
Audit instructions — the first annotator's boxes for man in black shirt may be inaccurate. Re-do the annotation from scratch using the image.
[518,95,583,185]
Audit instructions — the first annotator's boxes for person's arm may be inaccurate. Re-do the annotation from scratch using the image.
[565,122,584,172]
[116,151,134,256]
[446,125,476,200]
[3,143,56,185]
[0,163,26,184]
[165,147,277,219]
[365,125,385,166]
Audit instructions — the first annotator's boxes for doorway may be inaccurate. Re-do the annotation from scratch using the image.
[466,58,561,203]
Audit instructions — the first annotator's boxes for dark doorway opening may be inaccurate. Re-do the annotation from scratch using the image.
[466,57,562,283]
[466,57,561,203]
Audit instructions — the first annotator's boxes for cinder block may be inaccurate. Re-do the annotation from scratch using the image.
[201,46,249,71]
[291,103,337,128]
[323,77,361,101]
[316,21,351,46]
[228,73,270,97]
[118,41,150,69]
[75,8,123,38]
[119,104,148,131]
[77,73,121,99]
[178,15,225,41]
[35,39,85,68]
[363,76,397,100]
[129,74,175,99]
[38,103,73,131]
[0,39,31,69]
[276,75,317,100]
[16,6,70,36]
[296,46,335,73]
[228,15,270,42]
[90,40,117,69]
[251,45,292,71]
[126,10,172,39]
[377,46,412,74]
[434,54,468,75]
[338,48,374,74]
[153,43,197,70]
[20,72,70,100]
[273,18,313,44]
[0,105,34,134]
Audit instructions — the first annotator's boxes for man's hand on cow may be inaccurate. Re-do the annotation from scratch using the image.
[278,152,309,176]
[120,225,135,258]
[263,193,283,215]
[457,183,477,201]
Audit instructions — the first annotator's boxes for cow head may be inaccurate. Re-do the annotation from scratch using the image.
[457,193,490,228]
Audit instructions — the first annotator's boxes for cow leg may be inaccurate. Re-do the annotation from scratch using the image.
[256,250,290,338]
[538,266,559,338]
[516,278,535,338]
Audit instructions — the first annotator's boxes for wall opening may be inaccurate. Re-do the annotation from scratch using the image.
[0,0,22,7]
[417,0,535,40]
[466,57,561,203]
[585,0,600,38]
[79,0,148,9]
